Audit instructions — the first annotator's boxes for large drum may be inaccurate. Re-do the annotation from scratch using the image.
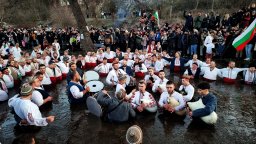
[85,80,104,93]
[83,71,99,81]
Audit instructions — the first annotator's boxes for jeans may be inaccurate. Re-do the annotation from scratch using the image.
[216,44,224,56]
[245,44,253,59]
[190,44,197,55]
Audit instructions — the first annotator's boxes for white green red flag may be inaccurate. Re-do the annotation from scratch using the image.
[232,18,256,51]
[153,11,160,27]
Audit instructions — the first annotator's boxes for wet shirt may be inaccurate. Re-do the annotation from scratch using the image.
[8,96,48,126]
[220,67,247,79]
[158,91,185,111]
[179,84,195,102]
[152,78,168,93]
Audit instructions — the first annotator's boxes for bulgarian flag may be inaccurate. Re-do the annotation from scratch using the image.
[153,11,160,27]
[232,18,256,51]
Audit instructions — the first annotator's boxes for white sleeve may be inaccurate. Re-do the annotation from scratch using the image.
[140,64,148,73]
[8,94,19,107]
[70,85,84,99]
[26,108,48,126]
[106,72,113,85]
[152,81,158,92]
[201,67,207,75]
[131,94,138,108]
[158,92,167,107]
[175,94,186,111]
[178,85,183,91]
[144,75,148,81]
[184,60,190,67]
[183,87,194,102]
[31,91,44,106]
[184,70,188,75]
[94,65,101,72]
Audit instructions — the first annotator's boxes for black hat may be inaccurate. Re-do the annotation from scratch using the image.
[197,82,210,90]
[63,56,70,62]
[248,63,255,68]
[1,67,8,72]
[48,60,55,65]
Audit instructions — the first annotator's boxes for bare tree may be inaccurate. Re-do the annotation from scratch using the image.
[67,0,95,52]
[211,0,215,11]
[195,0,200,10]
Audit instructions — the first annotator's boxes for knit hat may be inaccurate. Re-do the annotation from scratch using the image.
[126,125,143,144]
[20,83,33,96]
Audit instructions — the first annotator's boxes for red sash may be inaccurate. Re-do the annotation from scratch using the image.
[107,58,114,63]
[62,73,67,79]
[203,77,216,82]
[223,77,235,84]
[50,77,57,85]
[90,63,97,68]
[57,76,62,82]
[25,71,33,77]
[82,65,87,70]
[174,66,180,73]
[135,72,145,78]
[99,72,108,77]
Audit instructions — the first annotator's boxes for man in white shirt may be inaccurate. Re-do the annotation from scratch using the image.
[94,58,112,77]
[152,70,168,93]
[178,76,194,102]
[39,64,52,89]
[130,80,157,113]
[220,61,247,84]
[106,62,126,86]
[0,71,8,102]
[144,67,159,88]
[2,67,14,89]
[104,47,115,63]
[119,53,134,67]
[30,76,53,108]
[8,83,55,126]
[115,74,135,100]
[12,43,22,59]
[151,54,164,73]
[67,70,90,104]
[205,39,216,59]
[243,63,256,85]
[158,81,185,114]
[184,54,203,68]
[201,61,221,81]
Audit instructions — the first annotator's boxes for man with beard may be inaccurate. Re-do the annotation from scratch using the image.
[66,70,90,104]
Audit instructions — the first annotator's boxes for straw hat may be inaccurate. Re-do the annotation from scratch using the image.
[126,125,143,144]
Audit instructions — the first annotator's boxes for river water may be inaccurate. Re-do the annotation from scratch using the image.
[0,67,256,144]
